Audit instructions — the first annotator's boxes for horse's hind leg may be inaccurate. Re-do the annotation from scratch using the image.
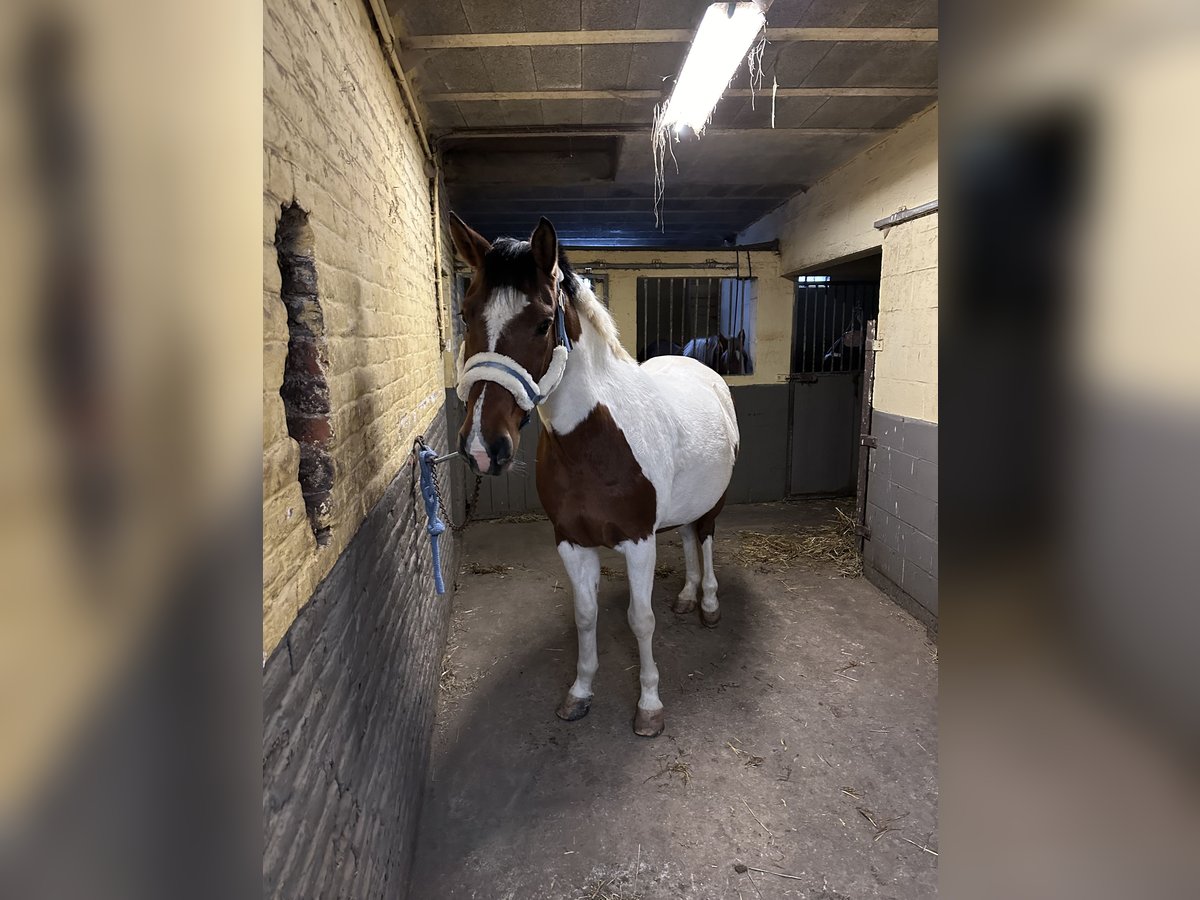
[556,541,601,722]
[698,534,720,627]
[672,523,700,614]
[695,493,727,628]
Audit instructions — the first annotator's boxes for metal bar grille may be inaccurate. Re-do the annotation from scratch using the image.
[791,280,880,376]
[636,277,755,375]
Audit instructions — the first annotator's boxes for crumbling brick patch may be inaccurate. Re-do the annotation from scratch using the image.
[275,202,334,546]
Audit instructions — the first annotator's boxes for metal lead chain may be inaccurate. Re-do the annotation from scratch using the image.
[412,436,481,533]
[432,461,481,533]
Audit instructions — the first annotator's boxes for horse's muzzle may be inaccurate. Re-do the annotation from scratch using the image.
[459,431,513,476]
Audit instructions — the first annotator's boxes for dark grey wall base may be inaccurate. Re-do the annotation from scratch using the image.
[863,410,938,620]
[864,563,938,637]
[263,405,459,900]
[727,384,791,504]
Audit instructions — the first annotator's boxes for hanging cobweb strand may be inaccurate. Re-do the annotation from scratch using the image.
[747,33,767,111]
[652,102,667,230]
[651,102,687,231]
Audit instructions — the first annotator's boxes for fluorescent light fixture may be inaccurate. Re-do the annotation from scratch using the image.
[660,2,767,134]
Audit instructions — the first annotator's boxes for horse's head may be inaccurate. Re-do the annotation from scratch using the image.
[720,329,749,376]
[450,213,574,475]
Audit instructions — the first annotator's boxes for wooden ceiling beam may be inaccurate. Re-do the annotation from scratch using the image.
[426,87,936,102]
[405,27,938,51]
[437,126,888,141]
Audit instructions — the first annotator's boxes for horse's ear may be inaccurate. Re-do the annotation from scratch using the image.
[449,211,491,270]
[737,328,746,346]
[530,216,559,280]
[717,333,728,349]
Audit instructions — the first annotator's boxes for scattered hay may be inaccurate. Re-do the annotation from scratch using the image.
[438,666,482,702]
[833,661,861,682]
[467,562,515,576]
[494,511,547,524]
[733,862,805,882]
[597,566,676,580]
[739,797,774,837]
[571,857,691,900]
[438,603,487,704]
[731,506,861,577]
[732,532,808,568]
[856,806,910,843]
[598,564,677,581]
[726,742,764,767]
[645,751,692,786]
[580,878,642,900]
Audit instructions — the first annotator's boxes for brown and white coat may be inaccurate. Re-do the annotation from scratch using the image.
[451,215,739,737]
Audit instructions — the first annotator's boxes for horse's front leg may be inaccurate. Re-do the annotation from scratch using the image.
[618,537,664,737]
[555,541,601,722]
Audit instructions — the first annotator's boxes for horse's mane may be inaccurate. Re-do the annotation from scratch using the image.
[567,273,634,363]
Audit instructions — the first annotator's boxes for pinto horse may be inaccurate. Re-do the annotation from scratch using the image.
[450,213,740,737]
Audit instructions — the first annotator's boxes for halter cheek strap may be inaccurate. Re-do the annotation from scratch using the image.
[455,291,573,415]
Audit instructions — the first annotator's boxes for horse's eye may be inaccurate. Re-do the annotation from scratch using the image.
[536,317,553,336]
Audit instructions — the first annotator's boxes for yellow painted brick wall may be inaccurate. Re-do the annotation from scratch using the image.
[739,104,939,422]
[263,0,443,658]
[740,105,939,276]
[874,212,939,422]
[567,250,794,386]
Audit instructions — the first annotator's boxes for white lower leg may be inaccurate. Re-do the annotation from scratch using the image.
[700,535,719,613]
[678,524,700,605]
[558,542,600,699]
[618,538,661,711]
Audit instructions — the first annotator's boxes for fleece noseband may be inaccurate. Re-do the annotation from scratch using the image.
[456,289,573,422]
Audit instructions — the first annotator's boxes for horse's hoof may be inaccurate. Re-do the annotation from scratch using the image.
[633,706,666,737]
[556,694,591,722]
[700,606,722,628]
[672,594,697,615]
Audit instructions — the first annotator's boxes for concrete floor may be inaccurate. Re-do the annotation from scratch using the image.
[411,502,937,899]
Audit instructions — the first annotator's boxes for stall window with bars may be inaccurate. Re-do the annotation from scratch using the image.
[792,280,880,375]
[635,277,755,376]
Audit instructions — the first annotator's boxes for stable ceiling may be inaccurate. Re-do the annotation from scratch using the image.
[387,0,938,247]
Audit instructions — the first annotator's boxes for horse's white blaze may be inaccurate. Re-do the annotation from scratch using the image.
[617,537,661,712]
[463,287,530,469]
[558,541,600,700]
[483,286,528,352]
[467,384,490,472]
